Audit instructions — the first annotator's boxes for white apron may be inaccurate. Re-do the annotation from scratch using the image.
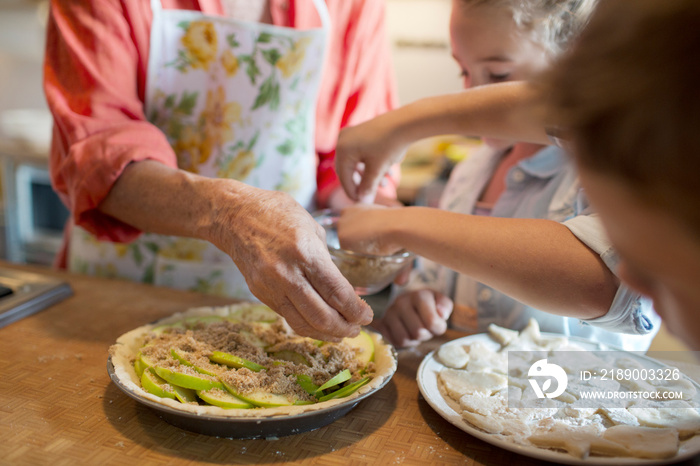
[68,0,330,300]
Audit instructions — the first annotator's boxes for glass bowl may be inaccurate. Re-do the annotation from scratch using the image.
[313,210,414,296]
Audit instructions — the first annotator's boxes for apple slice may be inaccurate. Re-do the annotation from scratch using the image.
[134,357,147,378]
[220,380,294,407]
[293,400,315,406]
[228,304,278,323]
[318,377,370,402]
[138,351,158,369]
[239,329,269,349]
[270,350,311,367]
[295,374,320,396]
[141,368,176,400]
[171,349,219,377]
[209,351,266,372]
[315,369,352,396]
[153,366,224,391]
[343,330,375,368]
[152,315,235,334]
[197,388,253,409]
[172,385,198,403]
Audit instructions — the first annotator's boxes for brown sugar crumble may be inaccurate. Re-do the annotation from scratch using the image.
[136,318,373,404]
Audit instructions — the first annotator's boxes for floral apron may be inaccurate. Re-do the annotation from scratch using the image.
[68,0,330,300]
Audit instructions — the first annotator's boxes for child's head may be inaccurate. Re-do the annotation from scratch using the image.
[546,0,700,349]
[450,0,596,147]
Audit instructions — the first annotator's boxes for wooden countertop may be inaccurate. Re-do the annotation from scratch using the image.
[1,262,699,465]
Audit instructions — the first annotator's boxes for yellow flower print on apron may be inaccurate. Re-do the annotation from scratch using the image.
[68,0,330,300]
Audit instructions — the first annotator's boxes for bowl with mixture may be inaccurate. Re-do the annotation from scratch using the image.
[313,210,414,296]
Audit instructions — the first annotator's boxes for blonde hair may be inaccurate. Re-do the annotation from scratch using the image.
[459,0,597,56]
[546,0,700,236]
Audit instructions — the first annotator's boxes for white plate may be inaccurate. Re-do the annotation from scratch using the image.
[417,333,700,465]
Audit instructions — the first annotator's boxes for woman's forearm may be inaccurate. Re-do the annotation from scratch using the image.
[98,160,237,243]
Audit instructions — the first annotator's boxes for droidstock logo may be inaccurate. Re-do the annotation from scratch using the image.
[528,358,568,399]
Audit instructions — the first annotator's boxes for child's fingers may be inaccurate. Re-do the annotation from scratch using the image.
[411,290,450,335]
[434,293,454,320]
[397,303,431,341]
[393,264,413,286]
[380,309,411,348]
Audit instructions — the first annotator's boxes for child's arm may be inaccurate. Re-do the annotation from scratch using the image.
[372,289,453,348]
[337,205,618,320]
[335,81,550,203]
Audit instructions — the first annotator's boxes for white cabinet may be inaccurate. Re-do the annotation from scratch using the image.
[386,0,462,104]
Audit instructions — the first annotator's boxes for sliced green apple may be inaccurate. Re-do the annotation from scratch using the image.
[239,329,269,349]
[228,304,278,323]
[293,400,315,406]
[141,368,176,400]
[295,374,320,396]
[138,351,158,369]
[315,369,352,396]
[318,377,370,402]
[152,315,234,334]
[343,330,375,367]
[209,351,266,372]
[197,388,253,409]
[172,385,198,403]
[134,357,147,378]
[171,348,219,376]
[153,366,224,391]
[270,350,311,367]
[220,380,294,407]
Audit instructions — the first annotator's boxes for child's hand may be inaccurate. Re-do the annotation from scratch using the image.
[337,204,401,255]
[373,289,453,348]
[335,112,410,204]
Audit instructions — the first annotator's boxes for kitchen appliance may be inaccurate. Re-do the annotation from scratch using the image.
[0,109,68,266]
[0,267,72,328]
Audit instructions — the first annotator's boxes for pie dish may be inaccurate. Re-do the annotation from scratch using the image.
[108,302,397,438]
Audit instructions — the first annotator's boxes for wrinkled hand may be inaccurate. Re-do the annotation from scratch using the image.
[211,185,373,341]
[335,114,409,204]
[373,290,453,348]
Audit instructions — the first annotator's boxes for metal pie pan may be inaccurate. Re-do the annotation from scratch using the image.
[107,349,396,439]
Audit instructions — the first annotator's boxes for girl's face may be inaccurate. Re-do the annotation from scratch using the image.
[579,166,700,351]
[450,1,549,149]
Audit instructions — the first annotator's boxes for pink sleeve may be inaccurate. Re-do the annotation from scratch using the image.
[314,0,400,207]
[44,0,177,243]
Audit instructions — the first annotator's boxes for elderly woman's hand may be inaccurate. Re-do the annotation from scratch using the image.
[211,184,373,341]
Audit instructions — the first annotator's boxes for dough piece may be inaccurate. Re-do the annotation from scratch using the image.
[503,318,543,351]
[653,377,698,401]
[553,390,577,404]
[559,407,598,420]
[459,393,506,416]
[629,404,700,437]
[439,368,508,399]
[529,423,629,459]
[487,323,519,346]
[461,410,504,434]
[499,418,532,438]
[466,341,508,374]
[599,407,640,426]
[602,425,679,459]
[437,343,470,369]
[679,434,700,456]
[549,350,608,375]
